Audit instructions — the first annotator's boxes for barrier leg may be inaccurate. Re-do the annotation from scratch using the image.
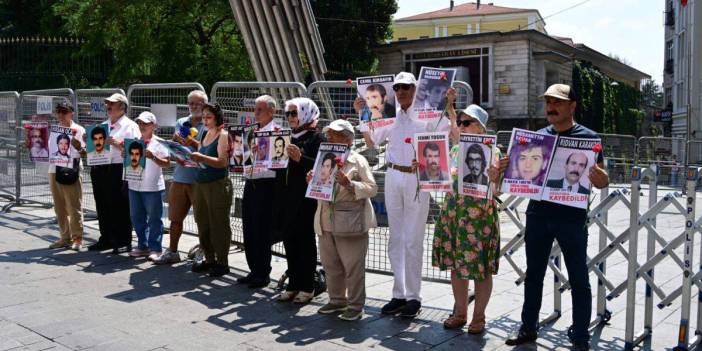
[673,167,699,351]
[595,186,612,326]
[624,167,642,350]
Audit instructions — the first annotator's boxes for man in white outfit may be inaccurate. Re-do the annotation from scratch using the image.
[362,72,452,318]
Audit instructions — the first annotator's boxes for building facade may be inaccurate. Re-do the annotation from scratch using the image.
[376,30,649,131]
[663,0,702,142]
[392,2,546,41]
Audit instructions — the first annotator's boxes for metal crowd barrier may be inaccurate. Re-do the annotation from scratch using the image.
[4,89,76,212]
[0,91,19,206]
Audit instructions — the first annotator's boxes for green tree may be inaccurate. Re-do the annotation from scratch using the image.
[641,79,664,108]
[52,0,254,90]
[311,0,397,78]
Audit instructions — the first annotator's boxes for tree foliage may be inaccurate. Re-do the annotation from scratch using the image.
[641,79,664,108]
[311,0,397,78]
[572,61,643,136]
[52,0,255,90]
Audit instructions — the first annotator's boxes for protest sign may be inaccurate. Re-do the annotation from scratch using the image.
[254,129,291,169]
[500,128,557,200]
[542,136,601,208]
[227,123,258,173]
[357,74,396,123]
[86,124,111,166]
[26,122,49,162]
[48,125,73,166]
[415,67,456,121]
[458,133,496,199]
[415,131,451,192]
[123,139,146,181]
[305,143,349,201]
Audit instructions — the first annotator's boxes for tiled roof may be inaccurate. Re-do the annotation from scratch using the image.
[396,2,537,21]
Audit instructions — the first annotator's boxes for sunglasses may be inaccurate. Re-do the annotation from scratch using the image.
[457,119,477,127]
[285,110,298,117]
[392,84,413,92]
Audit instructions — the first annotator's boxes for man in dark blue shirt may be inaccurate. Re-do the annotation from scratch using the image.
[501,84,609,351]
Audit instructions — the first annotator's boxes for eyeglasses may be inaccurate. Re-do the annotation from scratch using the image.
[392,84,413,92]
[188,102,203,107]
[285,110,298,117]
[457,119,477,127]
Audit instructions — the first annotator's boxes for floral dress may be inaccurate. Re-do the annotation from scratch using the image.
[432,144,500,281]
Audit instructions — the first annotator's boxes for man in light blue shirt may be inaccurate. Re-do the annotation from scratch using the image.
[152,90,207,264]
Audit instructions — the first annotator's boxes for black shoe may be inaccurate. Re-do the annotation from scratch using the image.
[399,300,421,319]
[191,260,214,273]
[505,328,538,346]
[237,274,253,284]
[571,342,589,351]
[209,264,230,277]
[111,244,132,254]
[248,278,269,289]
[381,298,407,315]
[87,242,110,251]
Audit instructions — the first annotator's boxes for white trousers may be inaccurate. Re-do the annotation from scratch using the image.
[385,168,430,302]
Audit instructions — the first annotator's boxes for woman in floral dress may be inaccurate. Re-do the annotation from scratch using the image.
[432,91,501,333]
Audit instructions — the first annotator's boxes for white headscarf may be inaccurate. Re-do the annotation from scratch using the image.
[285,97,320,138]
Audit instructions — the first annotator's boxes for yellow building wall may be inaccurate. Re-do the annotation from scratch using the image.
[393,17,534,41]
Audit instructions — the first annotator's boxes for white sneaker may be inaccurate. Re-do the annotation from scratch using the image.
[293,291,314,304]
[277,291,298,302]
[147,251,161,261]
[152,249,181,265]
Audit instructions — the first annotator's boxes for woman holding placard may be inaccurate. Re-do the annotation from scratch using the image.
[273,97,325,304]
[431,89,501,333]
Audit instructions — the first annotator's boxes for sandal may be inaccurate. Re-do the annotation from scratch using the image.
[443,315,467,329]
[467,318,486,334]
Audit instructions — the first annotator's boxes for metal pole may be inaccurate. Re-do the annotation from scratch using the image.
[643,165,659,338]
[596,185,609,323]
[624,166,643,350]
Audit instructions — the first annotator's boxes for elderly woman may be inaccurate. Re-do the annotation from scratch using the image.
[432,90,501,333]
[273,98,326,304]
[309,119,377,321]
[189,103,233,277]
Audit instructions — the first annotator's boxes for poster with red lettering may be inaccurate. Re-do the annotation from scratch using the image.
[305,143,350,202]
[500,128,557,200]
[542,136,600,208]
[458,133,497,199]
[416,131,451,192]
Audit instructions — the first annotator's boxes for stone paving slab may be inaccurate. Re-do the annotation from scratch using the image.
[0,200,700,350]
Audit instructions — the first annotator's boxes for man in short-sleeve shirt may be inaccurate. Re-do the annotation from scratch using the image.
[504,84,609,351]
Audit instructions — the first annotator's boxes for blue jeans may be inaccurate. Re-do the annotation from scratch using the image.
[521,214,591,343]
[128,190,164,252]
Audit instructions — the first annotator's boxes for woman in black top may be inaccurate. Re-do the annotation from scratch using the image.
[273,97,325,304]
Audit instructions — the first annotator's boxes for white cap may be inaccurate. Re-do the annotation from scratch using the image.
[393,71,417,86]
[459,104,489,129]
[541,84,575,101]
[323,119,354,136]
[104,93,129,105]
[136,111,157,124]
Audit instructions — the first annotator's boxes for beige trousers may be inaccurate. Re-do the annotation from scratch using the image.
[319,231,368,311]
[48,173,83,242]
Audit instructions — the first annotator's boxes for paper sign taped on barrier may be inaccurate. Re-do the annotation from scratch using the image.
[36,96,53,115]
[151,104,177,127]
[90,97,107,118]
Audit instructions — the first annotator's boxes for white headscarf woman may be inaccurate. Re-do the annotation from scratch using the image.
[285,98,320,139]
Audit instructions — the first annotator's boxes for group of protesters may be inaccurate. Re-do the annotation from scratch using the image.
[43,71,608,350]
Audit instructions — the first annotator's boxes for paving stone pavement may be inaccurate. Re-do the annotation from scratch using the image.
[0,188,700,350]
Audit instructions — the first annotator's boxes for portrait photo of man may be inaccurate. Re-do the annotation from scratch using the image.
[509,143,551,186]
[419,142,448,181]
[364,83,395,120]
[546,151,591,195]
[314,152,337,187]
[272,136,288,162]
[128,141,144,173]
[90,126,107,156]
[53,133,71,161]
[463,144,488,186]
[230,132,245,166]
[28,127,49,160]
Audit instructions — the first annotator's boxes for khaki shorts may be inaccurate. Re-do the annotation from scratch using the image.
[168,182,194,223]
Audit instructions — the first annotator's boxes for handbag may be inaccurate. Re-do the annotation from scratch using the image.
[55,158,80,185]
